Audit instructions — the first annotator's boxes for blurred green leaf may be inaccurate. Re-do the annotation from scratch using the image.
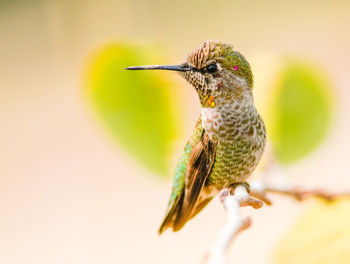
[268,60,334,164]
[85,43,178,176]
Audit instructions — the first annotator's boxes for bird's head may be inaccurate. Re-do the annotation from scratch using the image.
[126,41,254,108]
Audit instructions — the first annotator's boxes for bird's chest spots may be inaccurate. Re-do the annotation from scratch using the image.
[209,138,262,186]
[202,105,266,187]
[201,104,246,141]
[201,108,224,140]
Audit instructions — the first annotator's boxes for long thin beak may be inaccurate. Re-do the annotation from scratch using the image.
[125,64,191,72]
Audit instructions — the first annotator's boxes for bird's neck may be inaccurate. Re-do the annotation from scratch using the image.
[200,87,258,142]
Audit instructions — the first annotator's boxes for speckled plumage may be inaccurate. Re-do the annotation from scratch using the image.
[159,41,266,234]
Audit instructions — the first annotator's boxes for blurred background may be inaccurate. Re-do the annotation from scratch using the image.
[1,0,350,263]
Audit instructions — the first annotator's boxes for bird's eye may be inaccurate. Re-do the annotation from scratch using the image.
[206,64,218,74]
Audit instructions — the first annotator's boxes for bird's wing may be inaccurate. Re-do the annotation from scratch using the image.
[158,118,216,234]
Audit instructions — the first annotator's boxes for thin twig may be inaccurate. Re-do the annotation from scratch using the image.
[265,186,350,202]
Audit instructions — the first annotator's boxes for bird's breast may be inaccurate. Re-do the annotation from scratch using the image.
[201,103,266,188]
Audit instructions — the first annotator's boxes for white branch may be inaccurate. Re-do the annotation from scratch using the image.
[205,185,263,264]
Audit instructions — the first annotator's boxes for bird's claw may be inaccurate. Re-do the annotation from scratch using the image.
[219,184,264,209]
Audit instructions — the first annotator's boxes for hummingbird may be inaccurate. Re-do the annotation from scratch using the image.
[126,41,266,234]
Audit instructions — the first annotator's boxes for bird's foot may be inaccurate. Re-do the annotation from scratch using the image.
[219,183,264,209]
[229,182,251,194]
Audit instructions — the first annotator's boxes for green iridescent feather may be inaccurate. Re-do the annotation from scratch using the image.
[166,118,203,211]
